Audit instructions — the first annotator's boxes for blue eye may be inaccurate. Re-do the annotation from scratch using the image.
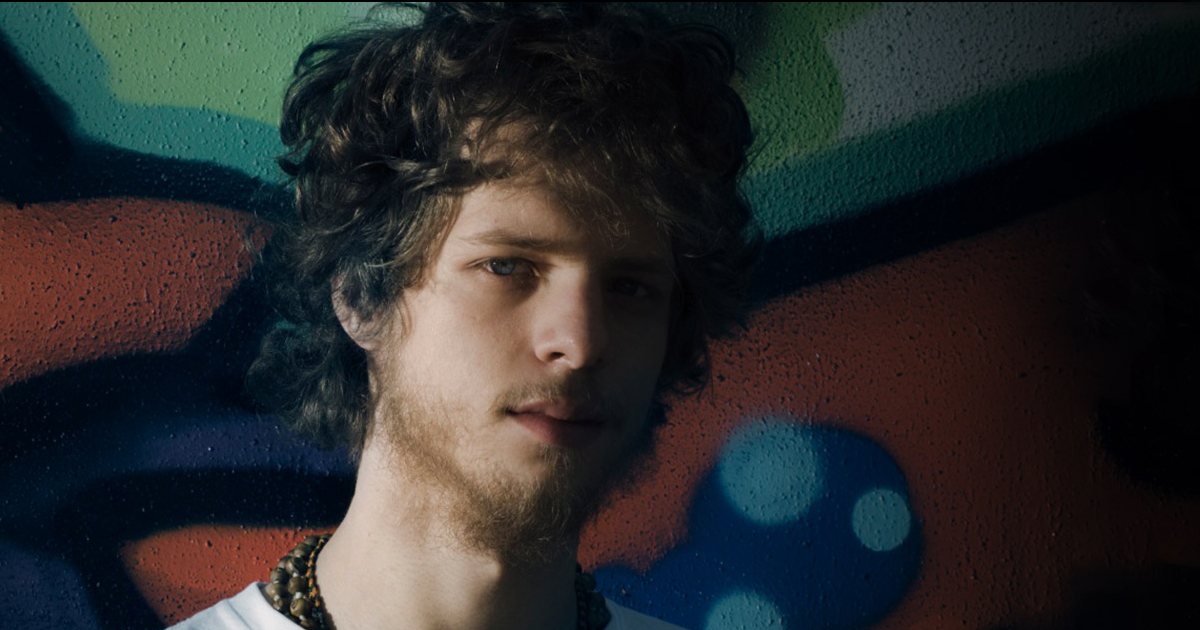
[485,258,535,277]
[486,258,518,276]
[611,278,651,298]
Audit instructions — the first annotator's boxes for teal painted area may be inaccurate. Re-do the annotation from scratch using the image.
[704,591,786,630]
[718,420,824,525]
[69,3,359,128]
[746,24,1200,238]
[0,2,390,180]
[851,488,912,553]
[0,2,283,179]
[1,2,107,131]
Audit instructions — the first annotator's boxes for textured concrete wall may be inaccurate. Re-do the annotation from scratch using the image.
[2,3,1200,629]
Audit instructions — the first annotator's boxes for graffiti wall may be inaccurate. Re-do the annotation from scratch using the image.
[3,3,1199,629]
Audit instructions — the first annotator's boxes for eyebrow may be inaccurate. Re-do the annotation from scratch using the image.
[464,228,674,274]
[467,229,561,252]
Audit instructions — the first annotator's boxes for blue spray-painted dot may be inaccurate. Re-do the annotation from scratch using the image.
[704,590,786,630]
[718,420,822,525]
[851,488,912,552]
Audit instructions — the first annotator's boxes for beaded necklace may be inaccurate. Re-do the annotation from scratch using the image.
[264,534,612,630]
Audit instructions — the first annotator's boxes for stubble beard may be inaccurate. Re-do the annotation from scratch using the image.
[373,379,655,567]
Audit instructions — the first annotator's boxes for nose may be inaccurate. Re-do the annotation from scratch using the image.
[531,278,609,371]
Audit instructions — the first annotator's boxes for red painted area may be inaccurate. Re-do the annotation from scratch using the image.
[122,525,332,626]
[583,196,1200,626]
[0,198,263,389]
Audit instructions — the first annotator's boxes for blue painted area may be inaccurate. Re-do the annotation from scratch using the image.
[0,403,354,540]
[597,421,920,630]
[0,348,357,630]
[0,540,96,630]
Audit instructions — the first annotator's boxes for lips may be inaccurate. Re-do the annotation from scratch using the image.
[507,400,604,449]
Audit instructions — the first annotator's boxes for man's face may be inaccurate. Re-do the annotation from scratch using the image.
[360,181,674,558]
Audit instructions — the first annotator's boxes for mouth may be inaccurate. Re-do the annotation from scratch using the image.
[506,400,605,449]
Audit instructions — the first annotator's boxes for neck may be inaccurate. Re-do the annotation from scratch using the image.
[313,439,582,630]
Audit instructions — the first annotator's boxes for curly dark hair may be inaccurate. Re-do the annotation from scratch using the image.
[248,2,760,454]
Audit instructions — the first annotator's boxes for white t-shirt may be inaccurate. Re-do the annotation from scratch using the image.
[169,583,688,630]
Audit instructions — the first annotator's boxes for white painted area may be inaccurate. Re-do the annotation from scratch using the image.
[718,420,823,525]
[705,590,786,630]
[347,2,380,20]
[851,488,912,552]
[827,2,1196,140]
[352,2,425,22]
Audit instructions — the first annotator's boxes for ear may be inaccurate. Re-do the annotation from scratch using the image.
[332,278,380,351]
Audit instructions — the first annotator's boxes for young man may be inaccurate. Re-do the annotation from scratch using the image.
[173,3,758,629]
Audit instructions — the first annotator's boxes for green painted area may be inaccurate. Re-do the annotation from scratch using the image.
[70,2,356,127]
[746,24,1200,238]
[737,2,879,174]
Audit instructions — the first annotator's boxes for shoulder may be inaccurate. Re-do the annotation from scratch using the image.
[167,583,298,630]
[605,599,691,630]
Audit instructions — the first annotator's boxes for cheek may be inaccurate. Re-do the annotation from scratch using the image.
[617,318,672,387]
[643,309,674,364]
[428,303,525,378]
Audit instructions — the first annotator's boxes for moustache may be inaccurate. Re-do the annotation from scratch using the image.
[493,377,608,421]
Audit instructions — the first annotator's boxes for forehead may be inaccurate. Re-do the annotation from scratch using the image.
[443,182,673,267]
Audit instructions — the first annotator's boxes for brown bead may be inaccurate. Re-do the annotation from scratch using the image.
[263,534,334,628]
[577,572,596,591]
[588,592,610,626]
[290,596,312,618]
[264,582,287,601]
[269,568,288,584]
[288,575,305,593]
